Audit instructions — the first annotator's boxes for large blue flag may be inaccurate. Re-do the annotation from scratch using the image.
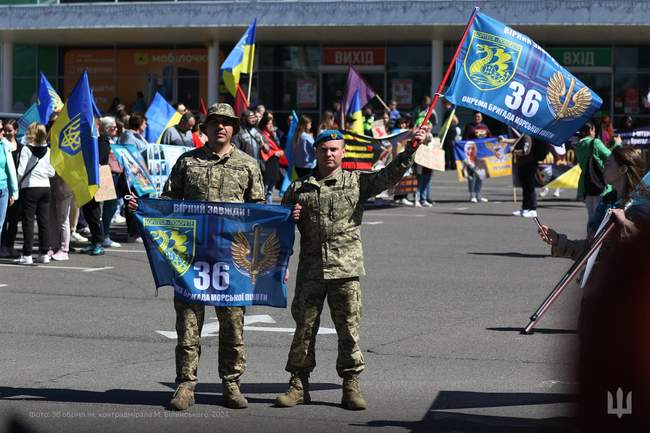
[445,11,602,145]
[279,111,299,196]
[134,198,295,307]
[37,72,63,124]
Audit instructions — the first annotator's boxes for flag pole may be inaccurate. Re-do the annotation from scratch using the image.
[374,95,391,112]
[246,43,256,105]
[412,6,480,148]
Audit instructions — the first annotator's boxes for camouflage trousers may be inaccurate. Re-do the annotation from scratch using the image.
[174,298,246,384]
[286,277,365,378]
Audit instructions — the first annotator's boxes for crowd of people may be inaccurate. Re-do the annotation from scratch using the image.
[0,90,647,266]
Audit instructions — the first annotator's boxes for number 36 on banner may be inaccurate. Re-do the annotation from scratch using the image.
[504,81,542,118]
[193,261,231,291]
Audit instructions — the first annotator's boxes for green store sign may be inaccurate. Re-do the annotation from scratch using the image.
[547,47,611,67]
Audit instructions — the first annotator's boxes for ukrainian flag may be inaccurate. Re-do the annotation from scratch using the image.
[346,89,364,135]
[221,18,257,97]
[145,91,182,144]
[37,72,63,124]
[50,70,100,207]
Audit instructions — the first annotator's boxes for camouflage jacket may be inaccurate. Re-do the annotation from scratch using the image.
[162,145,264,203]
[282,149,415,280]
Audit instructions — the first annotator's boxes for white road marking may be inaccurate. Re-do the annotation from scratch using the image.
[456,207,469,210]
[362,221,384,225]
[0,284,7,288]
[0,264,114,273]
[156,314,336,339]
[83,266,115,273]
[104,249,146,253]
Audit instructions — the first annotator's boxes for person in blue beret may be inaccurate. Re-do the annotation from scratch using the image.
[277,126,427,410]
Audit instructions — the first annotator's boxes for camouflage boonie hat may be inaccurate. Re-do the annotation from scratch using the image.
[205,103,240,126]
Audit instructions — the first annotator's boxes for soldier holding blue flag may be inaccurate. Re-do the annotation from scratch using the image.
[128,103,265,410]
[276,127,427,410]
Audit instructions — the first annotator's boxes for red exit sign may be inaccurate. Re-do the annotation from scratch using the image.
[323,47,385,66]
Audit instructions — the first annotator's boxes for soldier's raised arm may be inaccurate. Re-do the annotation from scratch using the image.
[359,128,426,201]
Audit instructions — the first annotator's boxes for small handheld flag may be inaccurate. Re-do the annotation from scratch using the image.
[37,72,63,124]
[50,70,100,207]
[221,19,257,97]
[145,92,182,144]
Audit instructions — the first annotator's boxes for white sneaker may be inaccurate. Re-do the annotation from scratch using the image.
[539,187,549,198]
[14,255,33,265]
[128,236,143,243]
[398,198,414,206]
[102,238,121,248]
[522,209,538,218]
[414,201,422,208]
[512,210,523,217]
[553,189,561,198]
[37,254,50,264]
[112,215,126,224]
[51,251,69,261]
[79,227,91,237]
[422,201,433,208]
[470,197,478,203]
[71,232,89,243]
[479,197,489,203]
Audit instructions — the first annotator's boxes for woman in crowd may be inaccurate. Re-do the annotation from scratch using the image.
[0,119,22,258]
[259,111,288,204]
[99,116,121,248]
[318,110,336,134]
[292,115,315,178]
[119,113,148,154]
[462,141,489,203]
[538,147,648,287]
[16,123,55,265]
[0,121,18,252]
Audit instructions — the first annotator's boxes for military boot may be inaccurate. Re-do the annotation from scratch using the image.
[275,373,311,407]
[168,382,195,411]
[222,380,248,409]
[341,375,367,410]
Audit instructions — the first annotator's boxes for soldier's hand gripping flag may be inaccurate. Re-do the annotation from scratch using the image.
[444,11,602,145]
[50,70,100,207]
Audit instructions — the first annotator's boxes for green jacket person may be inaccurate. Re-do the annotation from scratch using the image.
[276,127,427,410]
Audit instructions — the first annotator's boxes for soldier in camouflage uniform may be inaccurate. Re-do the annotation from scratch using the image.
[276,128,426,410]
[128,103,265,410]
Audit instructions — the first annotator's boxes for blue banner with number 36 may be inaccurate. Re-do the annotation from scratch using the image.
[134,198,295,308]
[445,11,602,145]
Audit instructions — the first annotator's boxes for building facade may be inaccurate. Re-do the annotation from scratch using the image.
[1,0,650,127]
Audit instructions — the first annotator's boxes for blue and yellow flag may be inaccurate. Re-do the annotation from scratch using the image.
[445,11,602,145]
[346,89,364,135]
[279,111,299,195]
[145,92,182,144]
[37,72,63,124]
[50,70,100,207]
[134,198,294,307]
[221,19,257,97]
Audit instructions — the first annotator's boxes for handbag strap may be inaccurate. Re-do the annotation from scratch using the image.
[19,152,44,188]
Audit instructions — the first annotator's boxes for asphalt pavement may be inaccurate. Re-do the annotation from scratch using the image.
[0,171,587,433]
